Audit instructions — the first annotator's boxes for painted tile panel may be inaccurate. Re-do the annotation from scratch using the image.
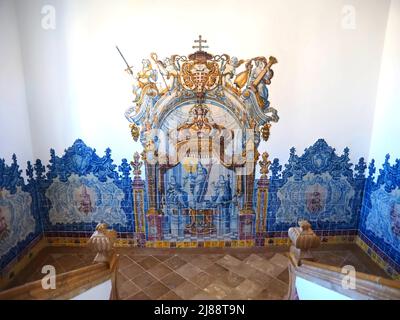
[267,139,364,233]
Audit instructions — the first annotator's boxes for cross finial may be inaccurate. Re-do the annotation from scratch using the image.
[192,35,208,52]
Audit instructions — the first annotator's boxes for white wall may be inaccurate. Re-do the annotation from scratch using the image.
[0,0,33,169]
[1,0,394,168]
[296,277,352,300]
[70,280,112,300]
[369,0,400,169]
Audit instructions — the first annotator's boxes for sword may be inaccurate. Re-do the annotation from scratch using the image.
[116,45,134,77]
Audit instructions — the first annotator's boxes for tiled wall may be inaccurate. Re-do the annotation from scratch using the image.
[0,140,134,273]
[0,138,399,277]
[161,162,240,242]
[41,140,134,238]
[266,139,365,236]
[359,155,400,276]
[0,156,42,270]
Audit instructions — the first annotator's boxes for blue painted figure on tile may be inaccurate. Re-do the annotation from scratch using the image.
[184,162,209,208]
[211,174,234,234]
[211,174,232,206]
[166,176,188,208]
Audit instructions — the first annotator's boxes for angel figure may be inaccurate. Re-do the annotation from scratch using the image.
[151,53,179,92]
[249,58,276,108]
[129,59,159,107]
[222,56,244,91]
[234,56,277,109]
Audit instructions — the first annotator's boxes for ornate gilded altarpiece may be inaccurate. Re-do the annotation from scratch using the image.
[123,36,279,244]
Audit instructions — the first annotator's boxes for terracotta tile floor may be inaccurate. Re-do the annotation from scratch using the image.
[2,243,390,299]
[117,251,289,300]
[113,244,389,300]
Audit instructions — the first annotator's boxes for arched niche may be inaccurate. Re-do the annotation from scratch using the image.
[141,95,258,239]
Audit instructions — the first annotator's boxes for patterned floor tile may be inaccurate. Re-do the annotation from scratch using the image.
[164,255,187,270]
[230,253,252,261]
[203,281,232,300]
[118,280,141,299]
[152,255,172,262]
[216,255,242,269]
[243,254,285,277]
[204,263,229,277]
[269,253,289,268]
[160,272,186,290]
[125,291,151,300]
[131,271,157,290]
[254,277,288,299]
[189,271,215,289]
[142,281,170,299]
[277,268,289,284]
[126,254,148,263]
[206,254,225,262]
[174,281,202,299]
[158,290,182,300]
[215,270,245,288]
[147,263,173,279]
[136,256,160,270]
[233,279,264,299]
[248,269,274,284]
[9,243,387,300]
[254,287,284,300]
[120,262,145,280]
[191,291,216,300]
[175,263,202,279]
[118,255,135,270]
[187,256,215,270]
[116,271,129,289]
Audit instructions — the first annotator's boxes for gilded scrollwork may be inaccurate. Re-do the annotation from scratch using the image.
[260,123,271,141]
[129,123,140,142]
[122,37,279,134]
[121,36,280,194]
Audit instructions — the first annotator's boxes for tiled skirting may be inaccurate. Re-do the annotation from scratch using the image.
[0,236,47,290]
[355,234,400,280]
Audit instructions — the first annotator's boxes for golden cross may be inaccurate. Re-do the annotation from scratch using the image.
[192,35,208,51]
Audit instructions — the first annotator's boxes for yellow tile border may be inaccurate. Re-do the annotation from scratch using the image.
[355,236,399,280]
